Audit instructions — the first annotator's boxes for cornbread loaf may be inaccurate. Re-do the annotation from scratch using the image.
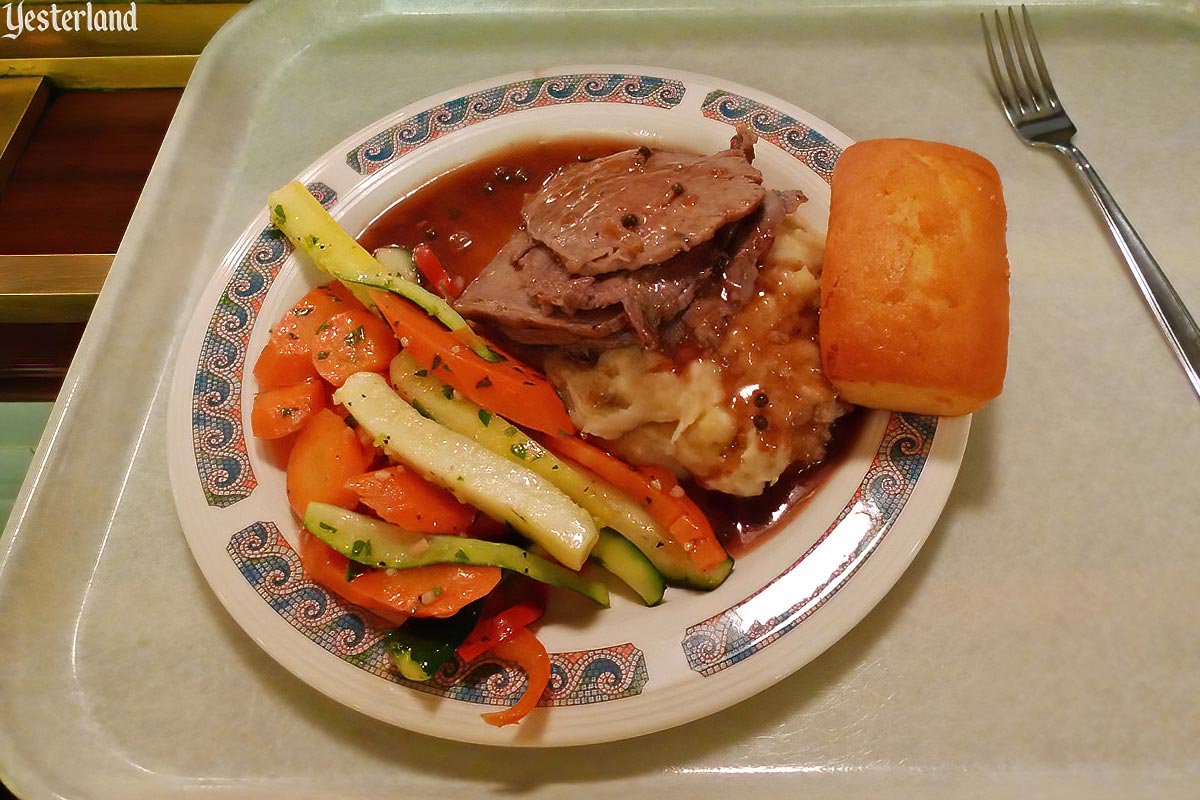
[819,139,1009,416]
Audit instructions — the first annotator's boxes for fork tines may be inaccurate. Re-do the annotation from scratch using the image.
[981,5,1060,120]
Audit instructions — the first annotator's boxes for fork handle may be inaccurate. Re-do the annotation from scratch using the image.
[1058,144,1200,399]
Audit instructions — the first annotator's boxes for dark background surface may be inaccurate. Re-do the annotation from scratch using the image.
[0,85,183,800]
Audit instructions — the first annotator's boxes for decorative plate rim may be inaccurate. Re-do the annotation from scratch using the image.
[166,64,970,747]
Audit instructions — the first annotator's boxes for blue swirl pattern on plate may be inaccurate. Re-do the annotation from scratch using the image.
[229,521,389,671]
[682,413,937,676]
[347,73,686,176]
[702,89,842,184]
[190,182,336,507]
[227,522,649,706]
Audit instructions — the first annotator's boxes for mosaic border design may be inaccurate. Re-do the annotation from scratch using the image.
[228,522,649,707]
[682,413,937,675]
[701,89,842,185]
[190,182,336,507]
[346,73,686,176]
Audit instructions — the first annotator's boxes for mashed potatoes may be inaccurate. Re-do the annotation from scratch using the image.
[545,214,847,497]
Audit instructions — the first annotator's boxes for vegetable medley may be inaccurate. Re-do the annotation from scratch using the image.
[250,182,732,726]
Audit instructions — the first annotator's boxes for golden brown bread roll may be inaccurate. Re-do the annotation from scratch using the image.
[819,138,1010,416]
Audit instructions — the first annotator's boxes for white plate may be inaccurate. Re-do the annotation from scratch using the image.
[166,65,969,747]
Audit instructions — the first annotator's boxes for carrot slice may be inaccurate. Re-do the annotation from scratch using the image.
[250,378,327,439]
[310,308,399,387]
[456,601,544,663]
[637,464,727,571]
[286,408,372,518]
[481,628,551,727]
[296,531,502,622]
[254,283,362,389]
[344,465,476,534]
[543,436,728,571]
[252,338,319,389]
[370,289,576,436]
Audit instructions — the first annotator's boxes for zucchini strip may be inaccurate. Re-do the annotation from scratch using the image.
[332,372,598,571]
[305,503,608,606]
[389,353,732,589]
[591,528,666,606]
[268,181,498,360]
[386,601,484,681]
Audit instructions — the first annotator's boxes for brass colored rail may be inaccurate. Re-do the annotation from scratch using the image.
[0,55,197,89]
[0,3,248,334]
[0,254,113,323]
[0,76,48,191]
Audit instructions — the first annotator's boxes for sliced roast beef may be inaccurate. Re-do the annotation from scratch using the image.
[523,143,765,276]
[455,132,806,352]
[683,190,803,346]
[455,234,630,346]
[457,231,720,348]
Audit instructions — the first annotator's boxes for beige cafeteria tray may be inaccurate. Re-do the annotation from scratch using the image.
[1,1,1197,797]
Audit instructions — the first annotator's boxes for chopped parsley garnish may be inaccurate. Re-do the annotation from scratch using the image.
[478,409,492,426]
[441,385,454,400]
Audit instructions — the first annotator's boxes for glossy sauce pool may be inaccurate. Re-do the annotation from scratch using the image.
[358,137,640,283]
[357,137,858,560]
[687,409,864,559]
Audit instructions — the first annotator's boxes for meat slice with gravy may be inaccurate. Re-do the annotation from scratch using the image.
[455,131,806,352]
[524,138,765,276]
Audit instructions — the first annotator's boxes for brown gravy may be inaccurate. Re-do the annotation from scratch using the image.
[686,409,864,559]
[357,138,857,560]
[358,137,640,283]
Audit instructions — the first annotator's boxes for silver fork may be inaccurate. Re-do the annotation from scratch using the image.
[982,5,1200,398]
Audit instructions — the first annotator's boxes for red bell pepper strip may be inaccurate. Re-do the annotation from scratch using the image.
[412,243,465,299]
[480,627,551,727]
[456,601,544,663]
